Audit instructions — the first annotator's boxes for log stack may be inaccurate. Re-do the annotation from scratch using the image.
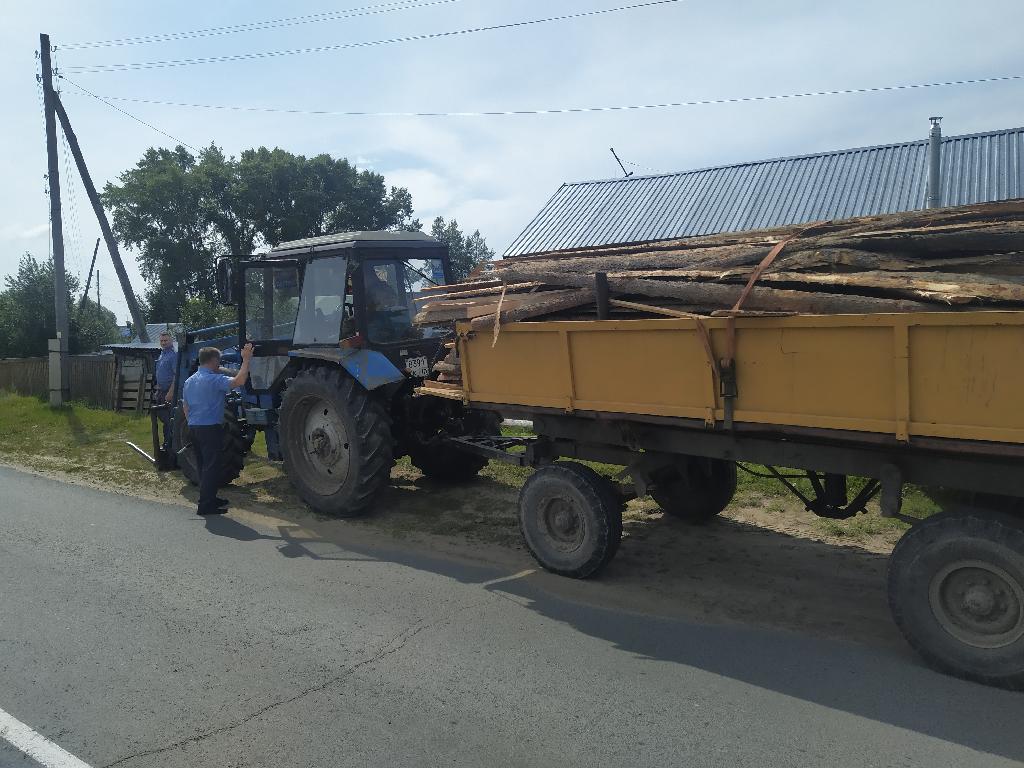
[414,200,1024,328]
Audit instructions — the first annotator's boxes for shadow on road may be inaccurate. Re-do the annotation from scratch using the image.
[180,478,1024,762]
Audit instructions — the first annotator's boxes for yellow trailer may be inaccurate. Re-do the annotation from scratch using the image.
[420,309,1024,689]
[453,310,1024,446]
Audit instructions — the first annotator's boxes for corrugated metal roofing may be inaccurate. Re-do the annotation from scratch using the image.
[504,126,1024,257]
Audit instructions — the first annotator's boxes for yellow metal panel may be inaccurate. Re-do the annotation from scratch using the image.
[909,324,1024,432]
[725,325,896,423]
[569,327,715,412]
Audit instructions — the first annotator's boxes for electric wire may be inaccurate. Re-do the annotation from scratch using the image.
[622,158,666,175]
[59,78,198,151]
[63,0,682,73]
[54,50,85,279]
[60,72,1024,119]
[59,129,84,279]
[60,0,468,50]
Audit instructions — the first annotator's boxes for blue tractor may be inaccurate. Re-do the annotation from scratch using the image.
[163,231,498,516]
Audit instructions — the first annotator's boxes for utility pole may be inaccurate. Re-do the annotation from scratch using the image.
[40,32,69,406]
[53,95,149,341]
[96,270,101,316]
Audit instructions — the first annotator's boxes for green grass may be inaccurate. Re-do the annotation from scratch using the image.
[0,391,169,487]
[0,392,938,544]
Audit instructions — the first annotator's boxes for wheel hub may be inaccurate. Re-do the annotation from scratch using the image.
[930,561,1024,649]
[541,497,585,552]
[299,401,350,486]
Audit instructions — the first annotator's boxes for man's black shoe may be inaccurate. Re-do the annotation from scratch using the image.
[215,497,230,507]
[197,506,226,516]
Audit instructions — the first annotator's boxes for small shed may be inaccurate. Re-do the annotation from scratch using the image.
[104,322,183,412]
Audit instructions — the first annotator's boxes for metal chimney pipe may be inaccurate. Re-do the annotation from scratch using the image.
[927,116,943,208]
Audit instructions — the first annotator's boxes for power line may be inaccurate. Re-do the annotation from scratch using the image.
[60,0,467,50]
[622,158,665,175]
[59,72,1024,119]
[59,77,199,151]
[64,0,682,73]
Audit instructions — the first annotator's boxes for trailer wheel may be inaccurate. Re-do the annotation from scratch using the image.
[888,509,1024,690]
[518,462,623,579]
[410,411,502,483]
[650,458,737,523]
[279,366,395,517]
[172,405,254,487]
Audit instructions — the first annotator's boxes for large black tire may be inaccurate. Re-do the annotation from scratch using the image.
[888,509,1024,690]
[172,405,253,487]
[650,457,737,523]
[279,366,394,517]
[519,462,623,579]
[410,410,502,483]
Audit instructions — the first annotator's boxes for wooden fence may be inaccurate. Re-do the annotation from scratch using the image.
[0,355,117,409]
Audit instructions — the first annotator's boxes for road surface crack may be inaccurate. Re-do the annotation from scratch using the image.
[100,598,490,768]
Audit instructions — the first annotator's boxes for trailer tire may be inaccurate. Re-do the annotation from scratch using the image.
[279,366,394,517]
[888,509,1024,690]
[172,405,253,487]
[410,411,502,483]
[519,462,623,579]
[651,458,737,523]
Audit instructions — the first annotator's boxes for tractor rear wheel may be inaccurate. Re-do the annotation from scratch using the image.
[650,457,737,523]
[279,366,395,517]
[172,405,253,487]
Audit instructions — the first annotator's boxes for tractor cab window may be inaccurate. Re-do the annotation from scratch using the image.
[293,256,351,345]
[363,257,447,343]
[244,265,300,341]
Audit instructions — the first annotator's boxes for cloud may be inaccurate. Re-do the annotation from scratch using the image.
[0,222,49,241]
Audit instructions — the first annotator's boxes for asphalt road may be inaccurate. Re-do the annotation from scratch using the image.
[2,465,1023,768]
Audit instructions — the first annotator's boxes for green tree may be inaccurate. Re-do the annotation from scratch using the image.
[103,144,419,323]
[0,253,119,358]
[178,295,235,331]
[430,217,495,281]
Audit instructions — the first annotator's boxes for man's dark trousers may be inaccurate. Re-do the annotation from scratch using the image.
[190,424,223,513]
[154,388,172,456]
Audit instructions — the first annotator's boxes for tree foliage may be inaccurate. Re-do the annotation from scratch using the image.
[0,253,120,358]
[430,217,495,281]
[102,145,419,322]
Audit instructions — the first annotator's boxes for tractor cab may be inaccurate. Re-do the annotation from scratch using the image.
[217,231,452,389]
[168,230,493,519]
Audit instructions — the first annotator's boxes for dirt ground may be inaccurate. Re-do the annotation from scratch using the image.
[1,446,909,651]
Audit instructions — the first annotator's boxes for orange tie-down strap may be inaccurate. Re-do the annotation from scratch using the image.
[720,221,831,416]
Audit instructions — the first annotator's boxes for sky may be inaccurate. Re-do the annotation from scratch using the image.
[2,0,1023,323]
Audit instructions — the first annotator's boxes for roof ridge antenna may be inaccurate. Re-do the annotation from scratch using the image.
[609,147,633,178]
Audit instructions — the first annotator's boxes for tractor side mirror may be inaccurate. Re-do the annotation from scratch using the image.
[216,259,236,305]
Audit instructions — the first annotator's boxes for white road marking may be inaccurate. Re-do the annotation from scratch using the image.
[0,707,92,768]
[480,569,536,587]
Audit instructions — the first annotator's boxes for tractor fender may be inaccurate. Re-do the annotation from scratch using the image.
[289,347,405,390]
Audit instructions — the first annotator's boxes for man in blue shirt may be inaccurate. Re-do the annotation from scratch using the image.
[182,343,253,516]
[153,331,178,462]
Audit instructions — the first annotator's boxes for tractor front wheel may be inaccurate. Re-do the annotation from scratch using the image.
[172,405,253,487]
[279,366,395,517]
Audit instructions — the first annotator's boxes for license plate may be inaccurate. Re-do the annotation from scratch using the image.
[405,355,430,378]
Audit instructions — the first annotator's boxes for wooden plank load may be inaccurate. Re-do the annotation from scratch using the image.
[414,200,1024,327]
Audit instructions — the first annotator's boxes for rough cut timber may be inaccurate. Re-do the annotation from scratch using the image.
[413,200,1024,327]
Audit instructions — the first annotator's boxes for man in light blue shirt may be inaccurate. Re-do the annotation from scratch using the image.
[182,343,253,515]
[153,331,178,461]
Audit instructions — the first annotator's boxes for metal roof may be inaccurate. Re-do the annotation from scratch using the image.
[504,126,1024,256]
[271,230,440,257]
